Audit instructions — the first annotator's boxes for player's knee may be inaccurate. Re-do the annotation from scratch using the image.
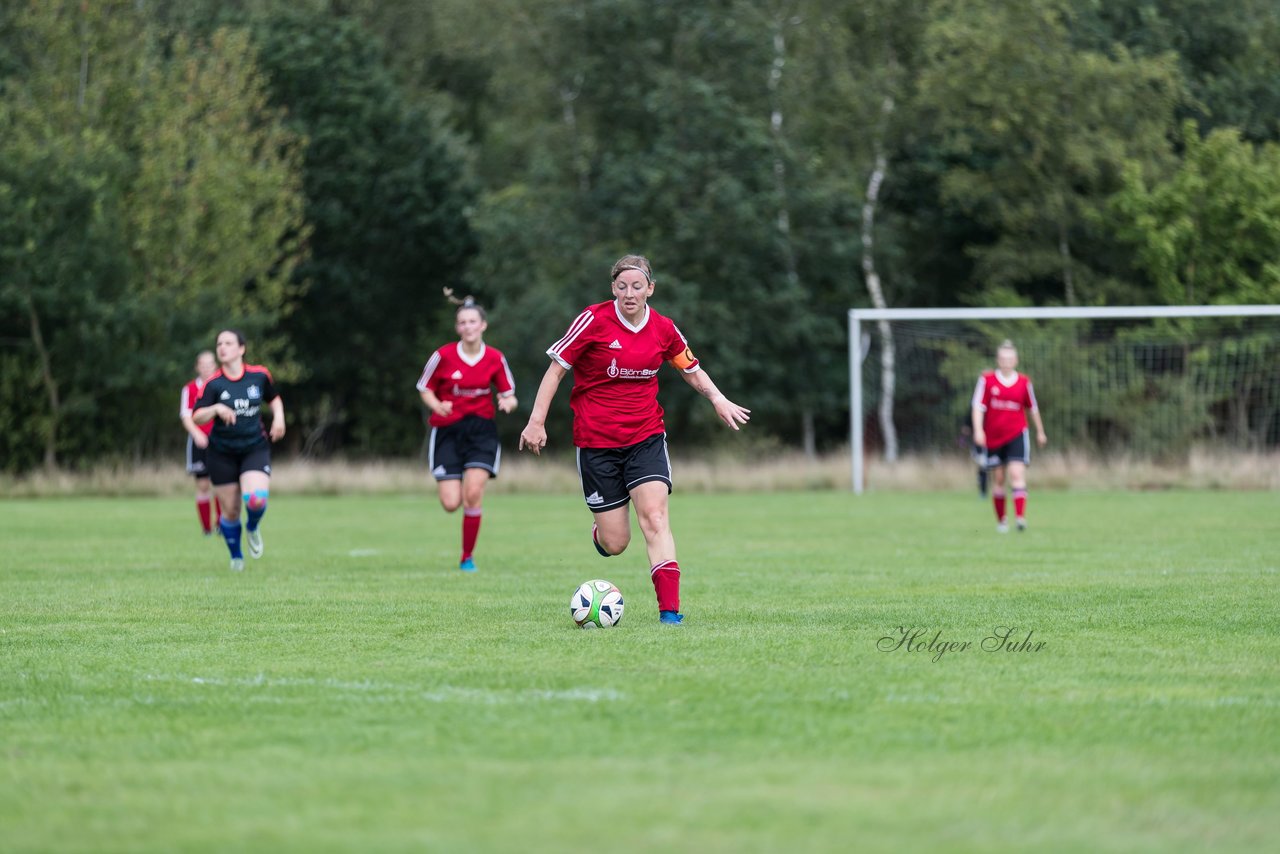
[598,528,630,554]
[440,497,461,513]
[244,489,269,512]
[636,507,669,538]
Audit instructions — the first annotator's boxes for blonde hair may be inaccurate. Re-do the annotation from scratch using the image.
[443,287,486,320]
[611,254,653,284]
[997,339,1017,355]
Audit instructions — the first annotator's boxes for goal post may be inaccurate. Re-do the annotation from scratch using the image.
[848,305,1280,494]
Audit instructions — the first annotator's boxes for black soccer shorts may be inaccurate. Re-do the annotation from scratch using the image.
[576,432,672,512]
[206,442,272,486]
[429,415,501,480]
[984,429,1031,469]
[186,437,209,478]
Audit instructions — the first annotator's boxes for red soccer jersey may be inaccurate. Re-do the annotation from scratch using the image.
[547,300,700,449]
[179,378,214,436]
[972,370,1039,449]
[416,342,515,428]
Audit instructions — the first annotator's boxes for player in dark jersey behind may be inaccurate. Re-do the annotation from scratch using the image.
[193,329,285,571]
[972,340,1047,532]
[958,415,988,497]
[416,292,518,572]
[518,254,750,625]
[179,350,220,534]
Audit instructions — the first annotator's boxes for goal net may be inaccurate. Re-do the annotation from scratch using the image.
[848,306,1280,492]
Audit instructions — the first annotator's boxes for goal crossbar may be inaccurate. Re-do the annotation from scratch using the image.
[847,305,1280,493]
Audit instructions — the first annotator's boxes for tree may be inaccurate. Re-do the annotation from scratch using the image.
[1107,120,1280,305]
[420,0,871,449]
[918,0,1183,306]
[251,9,477,457]
[1072,0,1280,144]
[759,0,935,458]
[127,28,307,343]
[0,1,306,471]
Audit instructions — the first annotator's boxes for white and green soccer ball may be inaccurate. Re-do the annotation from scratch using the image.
[570,579,624,629]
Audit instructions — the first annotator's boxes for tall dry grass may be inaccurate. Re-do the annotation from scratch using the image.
[1,448,1276,497]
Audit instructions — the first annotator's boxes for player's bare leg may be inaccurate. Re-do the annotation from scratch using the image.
[991,466,1009,533]
[592,505,632,556]
[632,481,682,623]
[1008,461,1028,531]
[436,479,463,513]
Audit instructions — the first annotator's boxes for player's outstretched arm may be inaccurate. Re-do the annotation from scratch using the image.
[519,361,567,454]
[419,388,452,419]
[680,369,750,431]
[181,413,208,447]
[268,396,285,442]
[971,403,986,449]
[1030,407,1047,447]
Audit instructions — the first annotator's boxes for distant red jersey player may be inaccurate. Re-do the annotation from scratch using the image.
[518,254,751,625]
[416,294,518,572]
[972,340,1048,533]
[179,350,220,534]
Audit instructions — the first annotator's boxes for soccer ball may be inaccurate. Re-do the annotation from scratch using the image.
[570,579,624,629]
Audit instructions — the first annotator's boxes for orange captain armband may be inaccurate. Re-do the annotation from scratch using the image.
[669,347,698,370]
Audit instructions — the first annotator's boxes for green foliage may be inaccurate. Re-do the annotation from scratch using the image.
[0,1,305,471]
[918,0,1184,305]
[1107,120,1280,305]
[3,0,1279,467]
[250,8,477,457]
[127,28,308,344]
[0,141,131,470]
[1073,0,1280,143]
[425,0,861,446]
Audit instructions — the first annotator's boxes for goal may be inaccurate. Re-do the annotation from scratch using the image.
[848,305,1280,493]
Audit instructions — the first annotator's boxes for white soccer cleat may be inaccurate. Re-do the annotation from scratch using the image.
[996,521,1009,534]
[246,527,263,558]
[1015,516,1027,532]
[229,557,245,572]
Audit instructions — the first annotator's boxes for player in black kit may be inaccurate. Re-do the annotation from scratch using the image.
[193,329,285,571]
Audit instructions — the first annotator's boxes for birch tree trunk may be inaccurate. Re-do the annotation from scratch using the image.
[26,293,61,470]
[767,13,815,456]
[862,96,898,461]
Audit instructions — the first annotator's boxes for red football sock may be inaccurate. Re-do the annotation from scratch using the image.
[651,560,681,612]
[1013,488,1027,518]
[461,507,482,560]
[214,498,221,526]
[992,489,1007,522]
[196,495,213,533]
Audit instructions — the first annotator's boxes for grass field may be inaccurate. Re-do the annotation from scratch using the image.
[2,490,1277,852]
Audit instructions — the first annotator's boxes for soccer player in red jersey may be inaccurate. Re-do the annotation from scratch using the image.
[972,340,1047,532]
[193,330,285,571]
[416,294,518,572]
[518,254,750,625]
[179,350,220,535]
